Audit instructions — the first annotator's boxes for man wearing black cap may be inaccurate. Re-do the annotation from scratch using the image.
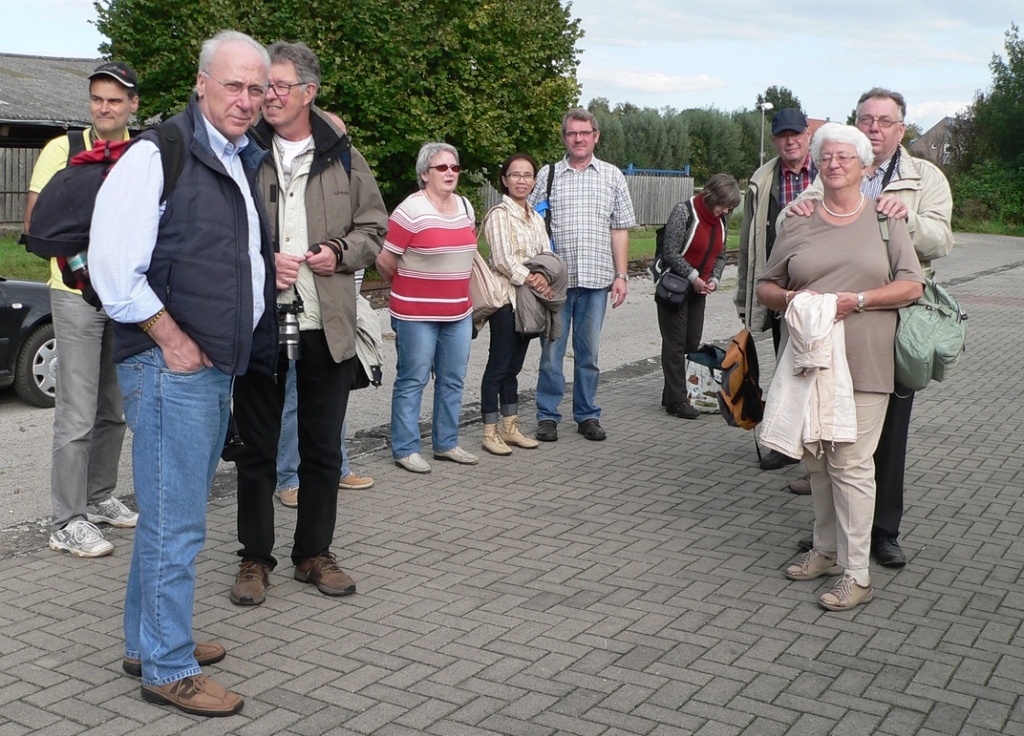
[735,108,818,473]
[24,61,141,558]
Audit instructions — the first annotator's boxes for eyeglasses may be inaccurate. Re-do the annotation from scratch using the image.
[856,115,903,129]
[268,80,309,97]
[565,130,595,139]
[429,164,461,173]
[819,153,859,166]
[201,71,265,99]
[505,172,535,181]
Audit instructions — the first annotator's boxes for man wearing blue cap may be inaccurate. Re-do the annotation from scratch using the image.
[735,108,818,473]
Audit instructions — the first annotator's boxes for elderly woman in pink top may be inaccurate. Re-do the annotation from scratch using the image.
[376,142,477,474]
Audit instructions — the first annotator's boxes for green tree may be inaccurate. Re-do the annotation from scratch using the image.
[680,107,743,182]
[94,0,583,208]
[948,23,1024,227]
[756,85,802,112]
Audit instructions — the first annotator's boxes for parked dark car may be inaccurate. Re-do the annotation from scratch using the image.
[0,276,56,408]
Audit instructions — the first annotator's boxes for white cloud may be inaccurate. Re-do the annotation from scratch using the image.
[580,67,725,96]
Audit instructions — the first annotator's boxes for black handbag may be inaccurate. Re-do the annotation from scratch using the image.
[654,271,691,309]
[654,227,716,311]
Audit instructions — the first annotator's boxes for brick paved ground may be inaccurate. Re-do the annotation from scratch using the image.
[0,260,1022,735]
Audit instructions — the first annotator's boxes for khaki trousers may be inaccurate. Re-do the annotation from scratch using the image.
[806,391,889,573]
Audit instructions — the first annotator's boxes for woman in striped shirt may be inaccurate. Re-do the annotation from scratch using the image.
[376,142,478,474]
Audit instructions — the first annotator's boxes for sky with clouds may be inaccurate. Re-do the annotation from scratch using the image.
[3,0,1019,131]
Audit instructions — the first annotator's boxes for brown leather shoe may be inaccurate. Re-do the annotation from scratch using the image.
[788,474,811,495]
[338,472,374,490]
[277,487,299,508]
[230,559,270,606]
[294,552,356,596]
[141,674,243,717]
[123,641,226,677]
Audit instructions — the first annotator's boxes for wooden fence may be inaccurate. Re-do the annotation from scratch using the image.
[479,171,693,226]
[2,146,693,229]
[0,148,40,229]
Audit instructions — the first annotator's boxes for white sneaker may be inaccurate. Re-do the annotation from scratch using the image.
[86,496,139,528]
[49,519,114,558]
[395,453,431,474]
[433,446,479,465]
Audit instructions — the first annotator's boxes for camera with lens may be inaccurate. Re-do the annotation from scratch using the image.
[278,293,304,360]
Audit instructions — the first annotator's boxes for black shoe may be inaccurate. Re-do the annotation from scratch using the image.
[760,449,800,471]
[577,419,607,441]
[797,534,813,553]
[536,420,558,442]
[666,402,701,420]
[873,536,907,567]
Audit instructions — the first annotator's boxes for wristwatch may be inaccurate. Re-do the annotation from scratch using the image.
[615,273,627,280]
[856,292,866,312]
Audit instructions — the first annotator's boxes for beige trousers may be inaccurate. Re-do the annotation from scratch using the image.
[805,391,890,573]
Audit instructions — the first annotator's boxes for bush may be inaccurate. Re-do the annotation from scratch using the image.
[951,162,1024,229]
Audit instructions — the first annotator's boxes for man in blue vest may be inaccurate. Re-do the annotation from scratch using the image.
[89,30,277,717]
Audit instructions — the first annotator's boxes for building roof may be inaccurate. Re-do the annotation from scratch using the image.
[0,53,101,127]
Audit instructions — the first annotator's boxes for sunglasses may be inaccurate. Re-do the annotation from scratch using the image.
[429,164,462,173]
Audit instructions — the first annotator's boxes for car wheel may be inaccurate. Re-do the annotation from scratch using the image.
[14,322,57,408]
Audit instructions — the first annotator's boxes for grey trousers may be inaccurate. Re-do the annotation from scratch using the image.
[50,289,126,529]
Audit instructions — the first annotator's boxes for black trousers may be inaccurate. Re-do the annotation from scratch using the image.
[871,383,914,540]
[480,305,534,422]
[233,329,355,568]
[656,290,707,406]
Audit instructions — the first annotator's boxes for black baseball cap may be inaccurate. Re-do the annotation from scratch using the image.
[89,61,138,90]
[771,109,808,136]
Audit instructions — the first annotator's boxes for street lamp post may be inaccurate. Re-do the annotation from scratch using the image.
[759,102,774,166]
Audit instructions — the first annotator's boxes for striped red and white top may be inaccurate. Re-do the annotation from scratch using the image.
[384,191,477,321]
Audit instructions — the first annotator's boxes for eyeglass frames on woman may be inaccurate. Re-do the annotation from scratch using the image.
[201,71,266,99]
[505,172,535,181]
[819,153,858,166]
[429,164,462,173]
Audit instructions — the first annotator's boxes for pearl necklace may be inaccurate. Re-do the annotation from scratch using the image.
[821,194,865,219]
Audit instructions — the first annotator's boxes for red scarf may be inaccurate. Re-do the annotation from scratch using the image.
[684,194,724,279]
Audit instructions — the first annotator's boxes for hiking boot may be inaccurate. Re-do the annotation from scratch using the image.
[760,449,800,471]
[819,574,874,612]
[873,536,907,567]
[123,641,226,678]
[141,674,243,717]
[785,549,843,581]
[536,420,558,442]
[49,519,114,558]
[482,423,512,456]
[294,552,356,596]
[277,487,299,508]
[577,419,606,441]
[339,472,374,490]
[499,415,539,449]
[434,446,479,464]
[86,496,139,528]
[788,474,811,495]
[666,402,700,420]
[230,560,270,606]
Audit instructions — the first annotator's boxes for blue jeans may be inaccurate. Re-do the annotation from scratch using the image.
[536,287,608,424]
[117,348,231,686]
[390,315,472,458]
[276,363,350,491]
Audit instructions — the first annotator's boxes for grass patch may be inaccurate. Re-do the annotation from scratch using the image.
[1,236,50,282]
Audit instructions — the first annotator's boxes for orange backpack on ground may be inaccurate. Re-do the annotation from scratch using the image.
[717,328,765,430]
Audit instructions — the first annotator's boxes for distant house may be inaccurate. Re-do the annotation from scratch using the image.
[0,53,103,227]
[909,117,953,167]
[0,53,101,146]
